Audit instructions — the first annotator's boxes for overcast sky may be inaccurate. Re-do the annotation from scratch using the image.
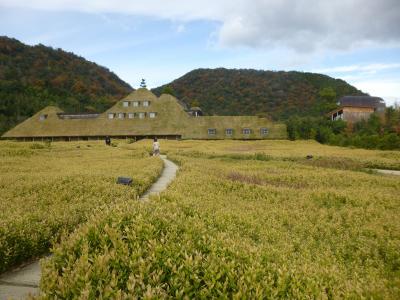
[1,0,400,105]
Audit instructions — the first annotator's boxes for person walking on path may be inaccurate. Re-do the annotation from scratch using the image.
[153,138,160,156]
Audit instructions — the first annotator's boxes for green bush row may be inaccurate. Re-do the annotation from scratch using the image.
[38,152,400,298]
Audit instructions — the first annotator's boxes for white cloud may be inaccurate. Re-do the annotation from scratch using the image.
[310,62,400,106]
[1,0,399,52]
[350,78,400,106]
[313,63,400,74]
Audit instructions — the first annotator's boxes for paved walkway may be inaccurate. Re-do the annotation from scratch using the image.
[0,261,40,300]
[374,169,400,176]
[140,155,179,200]
[0,155,178,299]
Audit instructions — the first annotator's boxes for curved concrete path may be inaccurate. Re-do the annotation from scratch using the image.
[374,169,400,176]
[140,155,179,200]
[0,155,178,300]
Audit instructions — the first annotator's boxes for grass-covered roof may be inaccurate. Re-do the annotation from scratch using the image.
[2,88,286,139]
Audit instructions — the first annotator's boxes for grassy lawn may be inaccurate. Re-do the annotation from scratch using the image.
[35,139,400,299]
[157,139,400,170]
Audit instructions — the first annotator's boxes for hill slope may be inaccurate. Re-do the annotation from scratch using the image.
[0,37,133,134]
[153,68,364,120]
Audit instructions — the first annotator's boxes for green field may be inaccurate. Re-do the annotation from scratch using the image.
[1,140,399,298]
[0,141,163,273]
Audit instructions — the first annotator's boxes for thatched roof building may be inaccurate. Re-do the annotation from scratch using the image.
[2,88,286,141]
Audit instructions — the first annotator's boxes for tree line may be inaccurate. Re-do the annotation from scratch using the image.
[286,106,400,150]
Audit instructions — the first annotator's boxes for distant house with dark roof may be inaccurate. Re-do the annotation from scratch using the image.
[327,96,386,123]
[1,88,287,141]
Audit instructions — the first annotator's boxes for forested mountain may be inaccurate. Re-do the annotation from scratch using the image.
[0,36,133,134]
[153,68,365,120]
[1,36,366,135]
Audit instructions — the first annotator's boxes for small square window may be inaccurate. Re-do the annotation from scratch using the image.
[260,128,269,135]
[133,101,139,107]
[118,113,125,119]
[138,112,145,119]
[242,128,251,135]
[123,101,129,107]
[225,128,233,135]
[39,114,48,121]
[128,113,135,119]
[108,113,115,119]
[149,112,156,118]
[143,101,150,107]
[208,128,216,135]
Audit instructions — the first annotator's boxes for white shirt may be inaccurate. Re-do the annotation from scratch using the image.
[153,141,160,151]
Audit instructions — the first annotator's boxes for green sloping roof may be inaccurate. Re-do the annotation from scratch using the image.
[2,106,65,138]
[2,89,287,139]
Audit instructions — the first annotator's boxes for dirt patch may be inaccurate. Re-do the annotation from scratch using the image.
[226,171,264,185]
[226,171,309,189]
[299,157,364,171]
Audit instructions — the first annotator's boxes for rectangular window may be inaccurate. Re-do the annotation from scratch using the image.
[208,128,216,135]
[143,101,150,107]
[149,112,156,118]
[123,101,129,107]
[260,128,269,135]
[108,113,115,119]
[128,113,135,119]
[225,128,233,135]
[118,113,125,119]
[133,101,139,107]
[242,128,251,135]
[39,114,48,121]
[138,112,145,119]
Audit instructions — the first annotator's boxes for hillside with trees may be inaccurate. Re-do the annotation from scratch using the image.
[0,36,133,134]
[152,68,365,119]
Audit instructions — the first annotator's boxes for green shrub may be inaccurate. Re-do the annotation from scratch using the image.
[38,150,400,298]
[29,143,46,149]
[379,133,400,150]
[44,140,52,148]
[0,142,163,273]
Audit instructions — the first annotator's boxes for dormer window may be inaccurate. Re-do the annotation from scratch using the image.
[260,128,269,135]
[208,128,216,135]
[225,128,233,136]
[133,101,139,107]
[138,112,145,119]
[123,101,129,107]
[143,101,150,107]
[128,113,135,119]
[39,114,48,121]
[242,128,251,135]
[108,113,115,119]
[149,112,156,118]
[118,113,125,119]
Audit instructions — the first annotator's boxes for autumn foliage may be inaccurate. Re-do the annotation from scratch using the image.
[152,68,364,119]
[0,36,133,134]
